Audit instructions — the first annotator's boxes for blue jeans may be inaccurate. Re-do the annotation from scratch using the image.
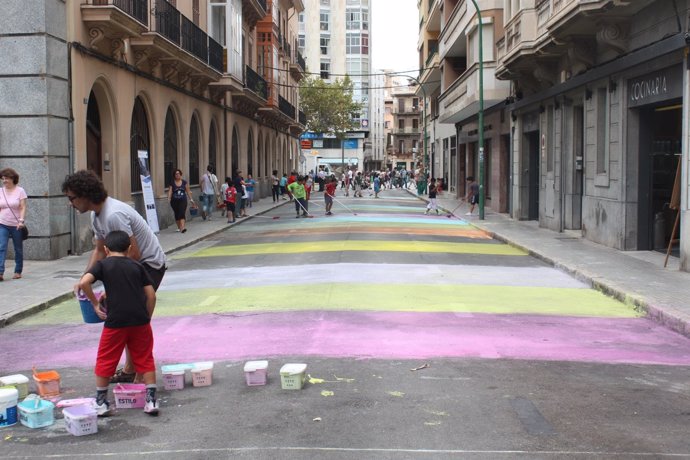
[201,193,214,218]
[0,224,23,275]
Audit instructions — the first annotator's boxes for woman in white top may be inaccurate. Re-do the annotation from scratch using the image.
[0,168,27,280]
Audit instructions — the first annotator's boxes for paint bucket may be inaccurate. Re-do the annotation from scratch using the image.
[76,290,105,324]
[0,388,18,428]
[162,371,185,391]
[191,362,213,387]
[63,404,97,436]
[32,369,60,397]
[113,383,146,409]
[18,395,55,429]
[279,363,307,390]
[0,374,29,399]
[244,360,268,386]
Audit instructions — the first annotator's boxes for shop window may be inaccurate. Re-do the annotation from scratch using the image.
[596,87,609,175]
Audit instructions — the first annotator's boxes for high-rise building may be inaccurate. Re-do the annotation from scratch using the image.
[298,0,371,172]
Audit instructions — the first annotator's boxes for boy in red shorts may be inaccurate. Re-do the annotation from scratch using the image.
[79,230,159,417]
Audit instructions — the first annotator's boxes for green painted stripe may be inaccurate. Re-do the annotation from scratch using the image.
[174,240,527,258]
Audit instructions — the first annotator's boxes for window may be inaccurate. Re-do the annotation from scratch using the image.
[412,118,419,129]
[596,87,608,174]
[320,10,329,31]
[346,9,360,29]
[320,61,330,79]
[547,105,554,172]
[189,117,200,186]
[399,140,405,153]
[320,36,329,55]
[361,33,369,55]
[320,0,329,4]
[362,9,368,30]
[346,33,361,54]
[193,0,199,25]
[399,119,405,129]
[298,34,305,50]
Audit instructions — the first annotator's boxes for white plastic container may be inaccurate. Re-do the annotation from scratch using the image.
[0,374,29,399]
[279,363,307,390]
[18,395,55,429]
[63,404,97,436]
[191,362,214,387]
[162,371,185,391]
[243,360,268,386]
[0,387,18,428]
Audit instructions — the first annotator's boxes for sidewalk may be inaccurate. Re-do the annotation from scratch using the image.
[418,191,690,338]
[0,197,288,327]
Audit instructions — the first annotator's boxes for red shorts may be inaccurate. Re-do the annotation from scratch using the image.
[95,324,155,378]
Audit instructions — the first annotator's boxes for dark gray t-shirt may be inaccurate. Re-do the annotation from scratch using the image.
[91,197,166,270]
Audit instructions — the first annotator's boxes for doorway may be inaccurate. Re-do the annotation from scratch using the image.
[526,131,540,220]
[638,104,681,253]
[86,92,102,177]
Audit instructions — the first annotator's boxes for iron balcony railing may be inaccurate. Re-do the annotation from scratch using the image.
[181,15,207,63]
[246,65,268,100]
[208,38,223,73]
[299,110,306,125]
[155,0,180,45]
[93,0,148,26]
[297,50,305,71]
[257,0,267,11]
[279,95,296,119]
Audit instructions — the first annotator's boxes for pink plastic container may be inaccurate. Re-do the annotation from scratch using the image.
[113,384,146,409]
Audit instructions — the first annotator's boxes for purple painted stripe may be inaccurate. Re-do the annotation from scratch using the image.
[2,312,690,372]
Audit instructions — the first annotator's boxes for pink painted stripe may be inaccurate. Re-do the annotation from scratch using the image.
[2,312,690,372]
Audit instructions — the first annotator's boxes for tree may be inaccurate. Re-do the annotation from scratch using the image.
[299,76,363,139]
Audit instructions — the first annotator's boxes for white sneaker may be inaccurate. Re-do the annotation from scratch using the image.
[465,212,472,216]
[144,399,159,416]
[93,400,111,417]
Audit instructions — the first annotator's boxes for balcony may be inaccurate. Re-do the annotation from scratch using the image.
[243,0,268,26]
[393,127,421,135]
[299,110,306,126]
[425,0,441,33]
[392,106,421,115]
[438,0,467,60]
[82,0,223,86]
[279,95,296,119]
[290,49,305,80]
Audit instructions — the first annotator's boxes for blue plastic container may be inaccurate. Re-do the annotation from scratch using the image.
[18,396,54,429]
[76,290,105,324]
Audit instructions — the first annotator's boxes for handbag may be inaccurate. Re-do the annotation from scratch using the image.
[2,188,28,240]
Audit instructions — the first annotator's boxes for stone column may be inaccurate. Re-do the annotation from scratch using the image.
[0,0,70,260]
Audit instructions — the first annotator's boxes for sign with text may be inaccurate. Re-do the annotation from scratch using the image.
[628,65,682,108]
[137,150,159,233]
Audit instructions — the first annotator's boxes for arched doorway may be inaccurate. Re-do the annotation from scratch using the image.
[189,115,201,185]
[247,129,254,176]
[86,91,102,177]
[231,125,240,175]
[163,107,178,189]
[130,97,151,193]
[209,120,218,176]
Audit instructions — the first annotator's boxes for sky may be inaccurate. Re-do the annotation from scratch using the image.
[371,0,419,74]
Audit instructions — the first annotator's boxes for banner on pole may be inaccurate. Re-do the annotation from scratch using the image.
[137,150,160,233]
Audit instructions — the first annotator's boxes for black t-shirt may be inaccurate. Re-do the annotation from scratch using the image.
[88,257,153,328]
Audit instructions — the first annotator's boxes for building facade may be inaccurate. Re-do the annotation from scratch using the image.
[0,0,305,260]
[387,84,422,172]
[298,0,371,171]
[497,0,690,269]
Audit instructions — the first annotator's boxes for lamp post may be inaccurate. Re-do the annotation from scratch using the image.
[392,73,428,194]
[469,0,485,219]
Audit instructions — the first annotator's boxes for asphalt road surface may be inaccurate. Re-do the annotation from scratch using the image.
[2,189,690,459]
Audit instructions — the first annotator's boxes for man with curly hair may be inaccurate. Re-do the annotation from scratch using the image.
[62,170,166,384]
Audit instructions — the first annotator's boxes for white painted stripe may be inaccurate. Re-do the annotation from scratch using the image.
[199,295,219,306]
[159,264,589,291]
[7,446,690,458]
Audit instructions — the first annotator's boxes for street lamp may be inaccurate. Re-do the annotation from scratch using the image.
[469,0,485,219]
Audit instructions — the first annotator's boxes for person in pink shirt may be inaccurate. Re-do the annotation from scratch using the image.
[0,168,28,280]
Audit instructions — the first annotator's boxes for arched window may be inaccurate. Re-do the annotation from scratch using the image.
[86,90,102,177]
[247,129,254,176]
[130,97,150,193]
[209,121,218,175]
[189,115,200,185]
[231,126,240,175]
[164,108,178,188]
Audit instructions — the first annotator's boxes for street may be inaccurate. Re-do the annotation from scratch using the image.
[2,189,690,459]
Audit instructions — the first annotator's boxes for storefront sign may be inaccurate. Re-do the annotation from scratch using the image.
[300,139,312,149]
[628,65,682,107]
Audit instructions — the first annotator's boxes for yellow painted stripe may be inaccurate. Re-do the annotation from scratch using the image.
[174,240,527,258]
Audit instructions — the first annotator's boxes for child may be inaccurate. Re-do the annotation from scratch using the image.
[224,178,237,223]
[373,174,381,198]
[245,174,256,208]
[425,178,439,215]
[279,173,288,200]
[78,230,159,417]
[287,175,308,217]
[324,175,337,215]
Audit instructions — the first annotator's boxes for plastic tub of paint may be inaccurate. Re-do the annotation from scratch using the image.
[76,290,105,324]
[0,374,29,399]
[191,362,213,387]
[0,387,18,428]
[279,363,307,390]
[113,383,146,409]
[32,369,60,397]
[244,360,268,386]
[63,404,97,436]
[18,395,54,428]
[162,371,185,391]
